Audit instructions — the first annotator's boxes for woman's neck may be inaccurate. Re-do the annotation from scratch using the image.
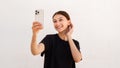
[58,31,68,41]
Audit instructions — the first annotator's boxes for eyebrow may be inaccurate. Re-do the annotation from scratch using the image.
[53,17,63,20]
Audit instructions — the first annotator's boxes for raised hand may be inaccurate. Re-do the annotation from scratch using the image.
[66,23,73,37]
[32,21,43,34]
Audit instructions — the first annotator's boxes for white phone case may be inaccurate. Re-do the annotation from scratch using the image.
[35,9,44,25]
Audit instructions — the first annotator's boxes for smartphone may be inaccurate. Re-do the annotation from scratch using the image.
[35,9,44,25]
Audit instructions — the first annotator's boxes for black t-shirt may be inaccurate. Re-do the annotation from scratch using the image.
[40,34,80,68]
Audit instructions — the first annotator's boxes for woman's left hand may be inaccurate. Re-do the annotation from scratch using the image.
[66,23,73,37]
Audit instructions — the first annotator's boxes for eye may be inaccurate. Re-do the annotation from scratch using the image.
[53,20,57,23]
[59,19,63,22]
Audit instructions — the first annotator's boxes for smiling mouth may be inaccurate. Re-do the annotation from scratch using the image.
[56,25,63,30]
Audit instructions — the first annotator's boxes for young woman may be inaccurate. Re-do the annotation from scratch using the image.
[31,11,82,68]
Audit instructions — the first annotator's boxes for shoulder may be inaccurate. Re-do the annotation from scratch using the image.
[45,34,57,38]
[46,34,56,36]
[41,34,56,43]
[44,34,57,40]
[73,39,79,44]
[73,39,80,49]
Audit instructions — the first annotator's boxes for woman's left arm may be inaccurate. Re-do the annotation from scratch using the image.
[66,23,82,63]
[67,36,82,63]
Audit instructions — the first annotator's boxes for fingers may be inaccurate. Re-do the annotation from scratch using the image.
[33,21,42,25]
[33,21,42,26]
[33,21,43,28]
[32,21,43,33]
[68,23,73,30]
[32,26,42,30]
[70,22,73,28]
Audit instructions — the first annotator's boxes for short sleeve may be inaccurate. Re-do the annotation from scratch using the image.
[73,40,82,60]
[40,35,51,57]
[73,39,81,52]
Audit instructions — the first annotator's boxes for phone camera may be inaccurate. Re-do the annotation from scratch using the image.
[35,10,39,15]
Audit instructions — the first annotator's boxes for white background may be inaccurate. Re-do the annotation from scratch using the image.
[0,0,120,68]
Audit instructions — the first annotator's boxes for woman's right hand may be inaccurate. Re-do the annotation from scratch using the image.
[32,21,43,34]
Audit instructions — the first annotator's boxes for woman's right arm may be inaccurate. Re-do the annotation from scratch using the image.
[31,22,45,55]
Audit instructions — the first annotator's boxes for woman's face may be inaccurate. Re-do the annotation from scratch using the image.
[53,14,70,33]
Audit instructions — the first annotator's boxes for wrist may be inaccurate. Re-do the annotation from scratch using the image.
[67,35,72,40]
[32,33,38,37]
